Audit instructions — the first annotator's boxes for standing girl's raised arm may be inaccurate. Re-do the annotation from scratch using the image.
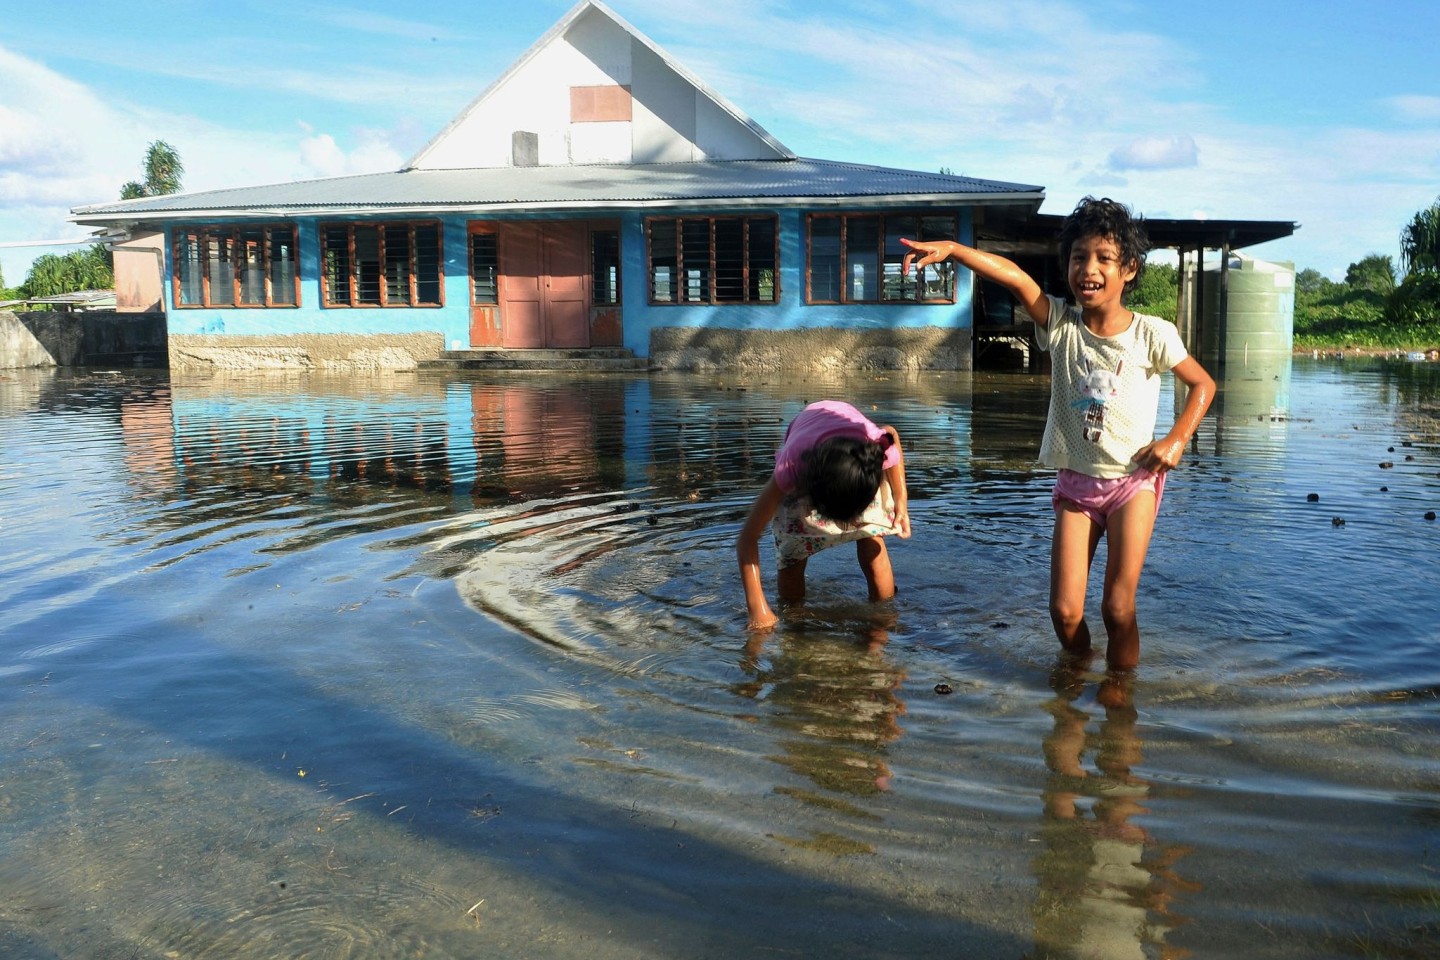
[900,238,1051,326]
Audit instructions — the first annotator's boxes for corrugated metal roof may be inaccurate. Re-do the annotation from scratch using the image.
[70,159,1043,225]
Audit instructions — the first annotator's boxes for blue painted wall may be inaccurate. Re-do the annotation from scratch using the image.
[161,208,979,357]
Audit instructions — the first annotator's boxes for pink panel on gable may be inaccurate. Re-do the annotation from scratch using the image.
[570,85,632,123]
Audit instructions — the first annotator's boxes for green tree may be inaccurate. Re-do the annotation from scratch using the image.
[1385,270,1440,326]
[1128,262,1178,321]
[120,140,184,199]
[1344,254,1395,295]
[1399,197,1440,276]
[20,245,114,299]
[1295,267,1326,295]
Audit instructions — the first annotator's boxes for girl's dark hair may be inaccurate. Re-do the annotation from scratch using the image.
[801,436,887,523]
[1057,196,1149,297]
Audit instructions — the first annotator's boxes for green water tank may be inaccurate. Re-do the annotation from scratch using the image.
[1201,254,1295,362]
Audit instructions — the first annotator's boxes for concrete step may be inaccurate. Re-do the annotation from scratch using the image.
[419,348,649,372]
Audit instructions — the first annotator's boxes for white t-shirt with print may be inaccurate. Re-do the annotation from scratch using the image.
[1034,294,1189,479]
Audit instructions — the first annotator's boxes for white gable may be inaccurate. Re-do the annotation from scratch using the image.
[407,1,791,170]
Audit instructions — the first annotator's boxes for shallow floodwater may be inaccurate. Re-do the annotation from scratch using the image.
[0,358,1436,959]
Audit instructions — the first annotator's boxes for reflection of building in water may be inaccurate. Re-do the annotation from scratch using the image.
[152,377,644,505]
[737,621,906,800]
[968,372,1048,476]
[466,379,628,499]
[120,385,178,493]
[1031,670,1195,959]
[171,397,453,494]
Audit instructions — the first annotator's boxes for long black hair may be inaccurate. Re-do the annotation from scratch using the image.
[801,435,887,522]
[1057,196,1149,298]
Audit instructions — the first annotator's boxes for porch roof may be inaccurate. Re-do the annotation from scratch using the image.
[70,158,1044,227]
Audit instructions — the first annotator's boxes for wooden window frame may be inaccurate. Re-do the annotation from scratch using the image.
[644,215,779,306]
[172,224,300,308]
[591,225,621,307]
[468,227,500,306]
[805,212,959,305]
[321,220,444,308]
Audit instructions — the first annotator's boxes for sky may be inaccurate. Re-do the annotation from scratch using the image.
[2,0,1438,286]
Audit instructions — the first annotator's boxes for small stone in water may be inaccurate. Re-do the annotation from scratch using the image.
[1306,493,1319,502]
[934,683,953,695]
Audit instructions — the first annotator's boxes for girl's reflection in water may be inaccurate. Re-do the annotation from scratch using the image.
[736,609,905,800]
[1032,663,1198,959]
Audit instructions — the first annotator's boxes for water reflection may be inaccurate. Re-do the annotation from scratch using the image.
[738,611,907,810]
[1031,665,1194,959]
[3,364,1437,959]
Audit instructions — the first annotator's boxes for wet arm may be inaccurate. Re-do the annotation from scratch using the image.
[737,476,785,630]
[900,238,1050,325]
[1133,356,1216,472]
[882,425,911,538]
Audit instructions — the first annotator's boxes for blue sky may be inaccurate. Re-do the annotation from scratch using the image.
[2,0,1437,285]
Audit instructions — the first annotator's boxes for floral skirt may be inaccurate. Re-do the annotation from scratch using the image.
[772,479,900,569]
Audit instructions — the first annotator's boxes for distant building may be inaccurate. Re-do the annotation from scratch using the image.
[70,0,1291,373]
[69,0,1049,372]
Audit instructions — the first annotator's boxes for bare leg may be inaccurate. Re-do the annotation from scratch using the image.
[855,536,895,601]
[1050,505,1104,657]
[777,558,807,606]
[1098,490,1158,671]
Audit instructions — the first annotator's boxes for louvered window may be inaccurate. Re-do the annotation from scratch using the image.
[173,225,299,307]
[592,229,620,306]
[806,213,958,304]
[646,216,778,305]
[470,231,499,305]
[322,221,443,307]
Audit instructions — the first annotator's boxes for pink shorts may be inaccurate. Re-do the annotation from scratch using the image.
[1052,468,1165,526]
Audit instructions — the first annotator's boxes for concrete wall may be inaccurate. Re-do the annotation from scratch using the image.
[0,309,167,369]
[649,326,973,373]
[168,332,445,372]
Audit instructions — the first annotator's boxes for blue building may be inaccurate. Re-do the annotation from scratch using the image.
[72,1,1046,373]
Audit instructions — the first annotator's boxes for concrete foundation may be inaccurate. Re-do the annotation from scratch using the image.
[1,309,167,369]
[168,333,446,373]
[649,326,972,373]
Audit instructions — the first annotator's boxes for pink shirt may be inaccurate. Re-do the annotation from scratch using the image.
[773,401,898,492]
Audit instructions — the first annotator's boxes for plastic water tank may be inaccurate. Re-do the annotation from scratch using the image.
[1201,254,1295,361]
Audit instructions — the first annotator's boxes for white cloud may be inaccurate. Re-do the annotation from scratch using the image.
[1385,94,1440,123]
[298,131,404,179]
[0,42,411,282]
[1108,135,1200,171]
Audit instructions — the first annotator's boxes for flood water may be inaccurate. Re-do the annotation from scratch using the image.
[1,357,1436,959]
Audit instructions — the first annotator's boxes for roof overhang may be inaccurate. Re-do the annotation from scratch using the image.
[70,159,1045,229]
[989,212,1297,254]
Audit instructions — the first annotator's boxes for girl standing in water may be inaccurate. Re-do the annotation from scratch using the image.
[902,197,1214,669]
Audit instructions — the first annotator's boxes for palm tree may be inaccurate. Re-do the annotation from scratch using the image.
[1399,197,1440,276]
[143,140,183,195]
[21,245,114,298]
[119,140,184,199]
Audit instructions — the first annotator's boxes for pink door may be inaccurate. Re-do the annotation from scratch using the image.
[499,223,545,348]
[498,222,591,349]
[543,222,590,348]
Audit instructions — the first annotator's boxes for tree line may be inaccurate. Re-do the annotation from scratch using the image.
[1292,198,1440,348]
